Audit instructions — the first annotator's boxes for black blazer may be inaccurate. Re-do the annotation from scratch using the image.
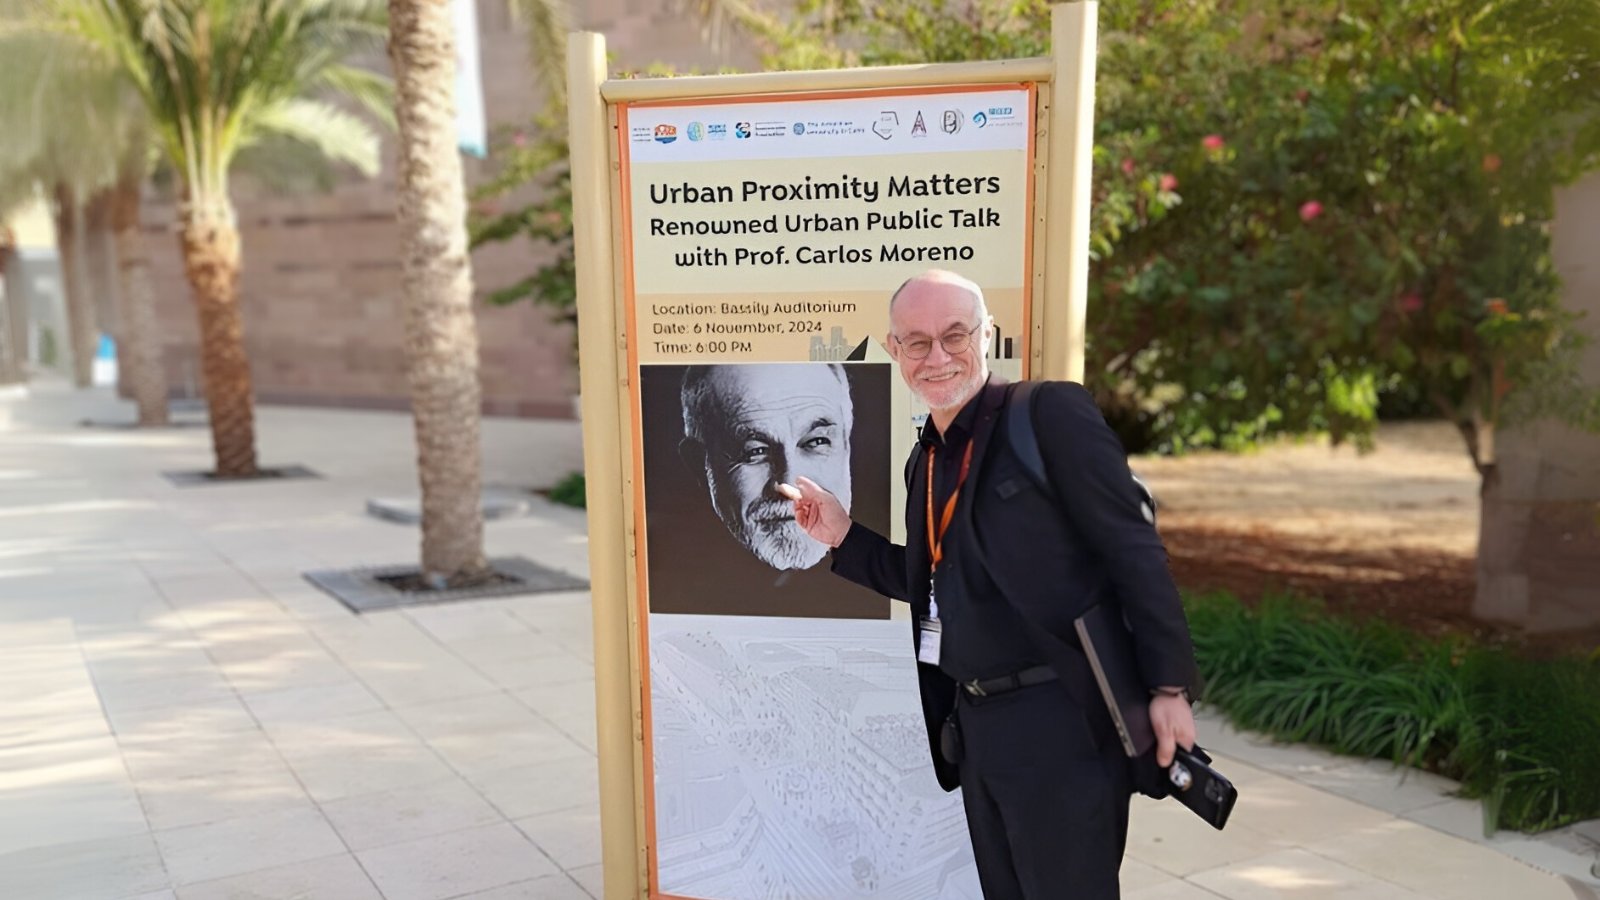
[831,377,1201,791]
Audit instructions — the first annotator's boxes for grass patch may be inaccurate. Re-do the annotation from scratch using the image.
[1187,591,1600,833]
[547,471,586,509]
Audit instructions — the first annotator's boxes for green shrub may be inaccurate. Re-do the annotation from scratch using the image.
[1187,591,1600,833]
[547,472,585,509]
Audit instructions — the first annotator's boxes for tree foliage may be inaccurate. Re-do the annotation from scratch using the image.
[475,0,1600,461]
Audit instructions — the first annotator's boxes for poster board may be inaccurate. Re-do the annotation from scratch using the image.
[569,7,1098,897]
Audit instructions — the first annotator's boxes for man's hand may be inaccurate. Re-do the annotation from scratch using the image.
[776,477,852,548]
[1149,692,1197,768]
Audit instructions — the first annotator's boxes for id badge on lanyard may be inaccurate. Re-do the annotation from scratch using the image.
[919,440,973,668]
[918,589,942,665]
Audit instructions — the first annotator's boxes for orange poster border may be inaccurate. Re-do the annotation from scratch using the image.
[617,81,1039,900]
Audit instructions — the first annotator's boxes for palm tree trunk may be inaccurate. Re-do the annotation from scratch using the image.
[111,175,169,427]
[52,182,96,388]
[178,195,257,476]
[0,247,27,384]
[0,248,22,385]
[84,190,120,386]
[388,0,487,582]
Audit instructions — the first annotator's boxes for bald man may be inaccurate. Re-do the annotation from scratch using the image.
[783,270,1203,899]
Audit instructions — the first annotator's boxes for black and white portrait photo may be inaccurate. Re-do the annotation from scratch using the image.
[641,362,891,619]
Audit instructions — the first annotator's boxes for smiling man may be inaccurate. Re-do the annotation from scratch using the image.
[783,269,1203,899]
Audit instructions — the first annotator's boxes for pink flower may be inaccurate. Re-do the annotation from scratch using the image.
[512,132,528,148]
[1202,134,1225,151]
[1159,174,1179,192]
[1482,154,1501,173]
[1399,294,1423,313]
[1121,157,1136,175]
[1299,200,1323,222]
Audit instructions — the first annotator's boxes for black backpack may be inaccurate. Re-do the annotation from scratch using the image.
[1006,380,1158,526]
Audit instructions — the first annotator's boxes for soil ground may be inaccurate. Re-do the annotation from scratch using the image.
[1134,421,1599,654]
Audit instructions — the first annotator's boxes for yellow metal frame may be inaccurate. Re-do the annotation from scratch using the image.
[567,6,1098,895]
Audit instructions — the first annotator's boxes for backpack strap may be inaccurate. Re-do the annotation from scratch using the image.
[904,440,926,491]
[1005,380,1048,491]
[1005,379,1157,525]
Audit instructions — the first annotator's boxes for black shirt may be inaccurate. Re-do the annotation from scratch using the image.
[920,379,1047,682]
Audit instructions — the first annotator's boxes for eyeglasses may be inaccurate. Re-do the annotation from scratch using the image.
[893,323,982,360]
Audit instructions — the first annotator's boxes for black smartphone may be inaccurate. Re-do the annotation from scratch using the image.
[1166,746,1238,831]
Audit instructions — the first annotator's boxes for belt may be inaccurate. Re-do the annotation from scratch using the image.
[961,664,1057,697]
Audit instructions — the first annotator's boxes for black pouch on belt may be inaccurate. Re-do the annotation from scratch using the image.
[939,711,965,765]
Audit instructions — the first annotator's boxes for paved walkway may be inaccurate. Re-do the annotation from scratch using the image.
[1,381,1595,900]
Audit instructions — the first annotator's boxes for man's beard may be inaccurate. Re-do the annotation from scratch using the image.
[911,361,986,413]
[737,513,830,570]
[724,492,848,571]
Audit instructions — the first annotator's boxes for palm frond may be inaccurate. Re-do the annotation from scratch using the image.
[34,0,392,202]
[317,63,396,130]
[0,4,133,195]
[503,0,571,109]
[248,97,381,176]
[670,0,763,56]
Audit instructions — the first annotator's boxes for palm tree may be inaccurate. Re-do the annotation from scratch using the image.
[0,13,123,388]
[3,7,171,420]
[387,0,488,583]
[34,0,393,476]
[51,181,98,386]
[109,132,171,426]
[384,0,579,584]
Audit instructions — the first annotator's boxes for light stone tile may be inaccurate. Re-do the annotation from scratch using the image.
[401,605,535,643]
[1401,797,1494,843]
[0,833,169,900]
[152,805,345,886]
[1125,882,1231,900]
[1125,795,1278,878]
[512,807,601,870]
[94,671,237,716]
[239,681,385,728]
[320,777,505,852]
[1187,848,1435,900]
[464,756,599,820]
[0,779,150,857]
[278,743,459,804]
[107,696,259,741]
[355,823,557,900]
[1312,818,1580,900]
[567,862,603,900]
[454,874,594,900]
[118,729,282,782]
[1122,857,1180,893]
[173,852,381,900]
[135,763,309,831]
[1292,756,1461,815]
[357,666,503,710]
[1223,773,1394,848]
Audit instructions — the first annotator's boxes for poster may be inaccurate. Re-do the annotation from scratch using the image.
[620,85,1034,900]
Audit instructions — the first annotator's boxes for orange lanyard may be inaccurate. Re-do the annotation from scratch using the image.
[926,440,975,570]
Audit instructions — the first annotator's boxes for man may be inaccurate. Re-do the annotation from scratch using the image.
[645,362,885,619]
[682,363,854,572]
[781,270,1202,898]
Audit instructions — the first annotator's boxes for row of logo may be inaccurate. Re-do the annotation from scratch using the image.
[636,107,1023,145]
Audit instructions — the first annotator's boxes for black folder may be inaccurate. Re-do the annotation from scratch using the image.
[1073,601,1156,758]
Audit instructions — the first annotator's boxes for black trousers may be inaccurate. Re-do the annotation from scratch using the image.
[954,681,1132,900]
